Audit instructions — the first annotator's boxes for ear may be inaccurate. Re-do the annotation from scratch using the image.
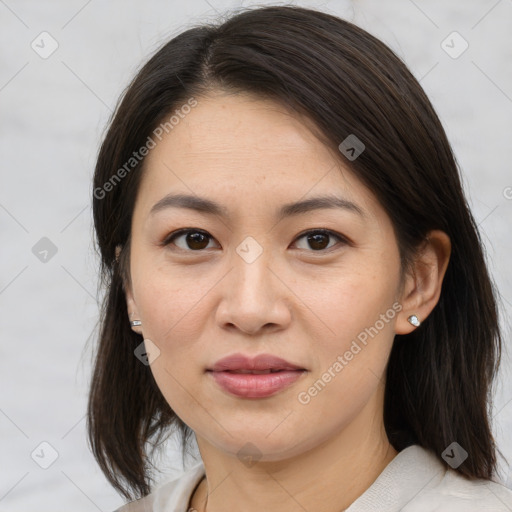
[116,244,143,336]
[395,230,451,335]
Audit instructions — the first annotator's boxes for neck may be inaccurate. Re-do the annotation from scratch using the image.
[189,390,398,512]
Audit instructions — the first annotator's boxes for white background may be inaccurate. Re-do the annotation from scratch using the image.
[1,0,511,510]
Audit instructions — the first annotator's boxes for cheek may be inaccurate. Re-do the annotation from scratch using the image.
[134,261,214,346]
[294,259,399,342]
[133,269,210,420]
[292,274,398,432]
[293,257,400,404]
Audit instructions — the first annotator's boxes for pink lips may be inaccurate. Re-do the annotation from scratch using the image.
[206,353,306,398]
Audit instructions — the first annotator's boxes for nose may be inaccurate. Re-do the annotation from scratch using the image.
[215,245,292,336]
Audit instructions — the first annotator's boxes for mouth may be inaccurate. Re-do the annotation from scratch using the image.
[207,353,306,373]
[206,353,307,398]
[217,369,291,374]
[207,369,306,398]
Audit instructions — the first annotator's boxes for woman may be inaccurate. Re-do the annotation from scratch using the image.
[88,5,512,511]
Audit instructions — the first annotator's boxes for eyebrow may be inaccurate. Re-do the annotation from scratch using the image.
[149,193,366,221]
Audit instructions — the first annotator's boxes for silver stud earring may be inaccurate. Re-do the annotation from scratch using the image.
[130,320,142,327]
[407,315,420,327]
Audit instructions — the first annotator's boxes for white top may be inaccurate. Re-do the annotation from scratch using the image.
[113,444,512,511]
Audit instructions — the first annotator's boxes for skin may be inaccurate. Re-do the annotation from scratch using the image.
[123,90,451,512]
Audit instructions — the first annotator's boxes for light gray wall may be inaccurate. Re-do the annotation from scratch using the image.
[1,1,511,510]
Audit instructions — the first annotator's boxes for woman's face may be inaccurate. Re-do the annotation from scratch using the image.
[126,90,407,460]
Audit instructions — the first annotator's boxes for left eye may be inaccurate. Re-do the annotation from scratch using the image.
[162,228,347,252]
[293,229,347,251]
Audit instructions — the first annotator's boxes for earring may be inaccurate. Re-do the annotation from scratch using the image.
[130,320,142,327]
[407,315,420,327]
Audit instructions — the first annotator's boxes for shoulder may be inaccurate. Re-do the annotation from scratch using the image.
[112,461,205,512]
[394,445,512,511]
[408,468,512,511]
[348,444,512,512]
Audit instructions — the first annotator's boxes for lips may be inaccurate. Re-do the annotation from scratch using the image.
[207,353,305,373]
[206,353,306,398]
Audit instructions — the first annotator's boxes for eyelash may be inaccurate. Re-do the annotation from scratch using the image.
[160,228,349,254]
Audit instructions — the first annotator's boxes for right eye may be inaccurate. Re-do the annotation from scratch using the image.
[161,228,219,252]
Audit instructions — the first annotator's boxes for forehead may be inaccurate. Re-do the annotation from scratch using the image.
[136,91,383,223]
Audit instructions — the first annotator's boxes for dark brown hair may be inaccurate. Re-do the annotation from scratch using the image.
[87,4,504,501]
